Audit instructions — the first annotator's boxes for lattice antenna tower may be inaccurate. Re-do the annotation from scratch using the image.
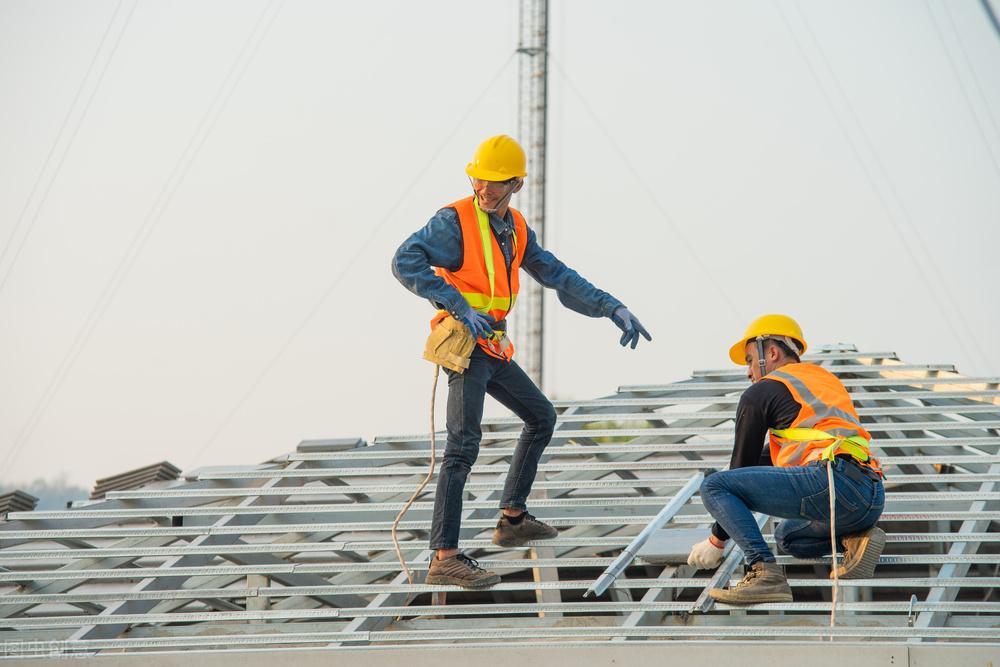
[516,0,548,387]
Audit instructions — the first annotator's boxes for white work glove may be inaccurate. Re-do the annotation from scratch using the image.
[687,538,726,570]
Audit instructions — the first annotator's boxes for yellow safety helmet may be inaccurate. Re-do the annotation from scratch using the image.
[728,314,807,365]
[465,135,527,181]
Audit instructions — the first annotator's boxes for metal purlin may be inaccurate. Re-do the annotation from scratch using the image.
[0,346,998,656]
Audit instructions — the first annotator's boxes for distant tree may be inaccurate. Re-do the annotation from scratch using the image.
[7,474,89,510]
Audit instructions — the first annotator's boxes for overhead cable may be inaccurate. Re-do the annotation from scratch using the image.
[548,55,744,324]
[189,52,518,467]
[925,0,1000,182]
[773,0,995,374]
[1,0,287,477]
[980,0,1000,41]
[0,0,137,298]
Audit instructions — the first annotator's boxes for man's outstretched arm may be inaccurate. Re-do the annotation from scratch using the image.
[520,225,651,347]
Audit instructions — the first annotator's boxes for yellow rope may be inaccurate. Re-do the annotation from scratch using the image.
[827,459,839,639]
[392,364,441,584]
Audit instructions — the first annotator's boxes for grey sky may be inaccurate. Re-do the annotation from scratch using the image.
[2,0,998,488]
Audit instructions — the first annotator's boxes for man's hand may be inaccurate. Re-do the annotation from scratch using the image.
[687,537,726,570]
[458,308,496,340]
[612,307,652,349]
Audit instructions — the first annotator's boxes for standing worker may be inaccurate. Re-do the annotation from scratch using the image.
[687,314,885,604]
[392,135,651,588]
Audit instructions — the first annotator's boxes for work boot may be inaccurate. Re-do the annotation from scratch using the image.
[491,511,559,547]
[425,553,500,589]
[709,561,793,604]
[833,525,886,580]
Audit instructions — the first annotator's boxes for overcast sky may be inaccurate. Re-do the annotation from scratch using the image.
[2,0,999,490]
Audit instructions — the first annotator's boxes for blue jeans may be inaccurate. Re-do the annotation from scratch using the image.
[700,457,885,565]
[428,346,557,549]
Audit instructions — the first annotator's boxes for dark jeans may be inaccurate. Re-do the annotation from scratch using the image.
[428,346,556,549]
[700,457,885,566]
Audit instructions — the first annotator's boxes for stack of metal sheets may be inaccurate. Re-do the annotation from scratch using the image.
[0,491,38,517]
[89,461,181,500]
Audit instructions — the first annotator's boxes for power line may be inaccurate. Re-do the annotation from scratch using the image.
[773,0,995,374]
[790,1,996,373]
[924,0,1000,182]
[942,1,1000,154]
[1,0,287,477]
[0,0,136,298]
[548,55,744,324]
[189,52,518,467]
[980,0,1000,41]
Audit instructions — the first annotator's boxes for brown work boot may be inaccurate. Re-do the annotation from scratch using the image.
[425,553,500,589]
[833,525,885,580]
[709,561,793,604]
[491,511,559,547]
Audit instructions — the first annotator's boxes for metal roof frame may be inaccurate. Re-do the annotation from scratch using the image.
[0,344,997,660]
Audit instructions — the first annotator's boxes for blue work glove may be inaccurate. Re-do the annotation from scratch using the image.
[458,307,496,340]
[612,306,652,349]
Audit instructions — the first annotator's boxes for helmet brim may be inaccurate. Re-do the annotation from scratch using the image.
[466,163,526,181]
[729,339,750,366]
[728,336,807,365]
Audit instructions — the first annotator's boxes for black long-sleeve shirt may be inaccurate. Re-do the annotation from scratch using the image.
[710,378,801,542]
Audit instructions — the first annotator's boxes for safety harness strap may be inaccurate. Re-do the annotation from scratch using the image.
[770,426,883,479]
[770,427,870,460]
[472,198,496,314]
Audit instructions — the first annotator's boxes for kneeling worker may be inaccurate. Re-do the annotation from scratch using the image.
[687,314,885,604]
[392,135,651,588]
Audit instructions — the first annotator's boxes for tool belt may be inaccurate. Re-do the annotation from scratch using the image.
[423,315,476,373]
[834,454,883,484]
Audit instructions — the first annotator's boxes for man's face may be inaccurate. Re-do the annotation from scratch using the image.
[745,340,788,382]
[472,177,521,212]
[745,341,767,383]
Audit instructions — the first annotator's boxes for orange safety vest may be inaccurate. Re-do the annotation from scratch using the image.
[764,363,883,476]
[430,196,528,361]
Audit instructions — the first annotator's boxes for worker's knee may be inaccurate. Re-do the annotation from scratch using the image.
[700,472,724,499]
[440,452,475,476]
[699,471,735,517]
[774,522,820,558]
[534,402,557,435]
[775,535,812,559]
[522,401,556,438]
[699,476,719,515]
[774,530,796,556]
[442,437,480,469]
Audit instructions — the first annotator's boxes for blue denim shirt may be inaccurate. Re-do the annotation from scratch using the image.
[392,203,624,323]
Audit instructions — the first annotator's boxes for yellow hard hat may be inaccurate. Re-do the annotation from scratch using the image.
[728,314,807,365]
[465,135,527,181]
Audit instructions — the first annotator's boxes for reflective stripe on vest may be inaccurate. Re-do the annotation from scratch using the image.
[770,426,884,478]
[770,428,870,461]
[764,363,881,475]
[430,196,527,361]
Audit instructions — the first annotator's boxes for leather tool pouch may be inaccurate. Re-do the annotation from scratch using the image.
[423,315,476,373]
